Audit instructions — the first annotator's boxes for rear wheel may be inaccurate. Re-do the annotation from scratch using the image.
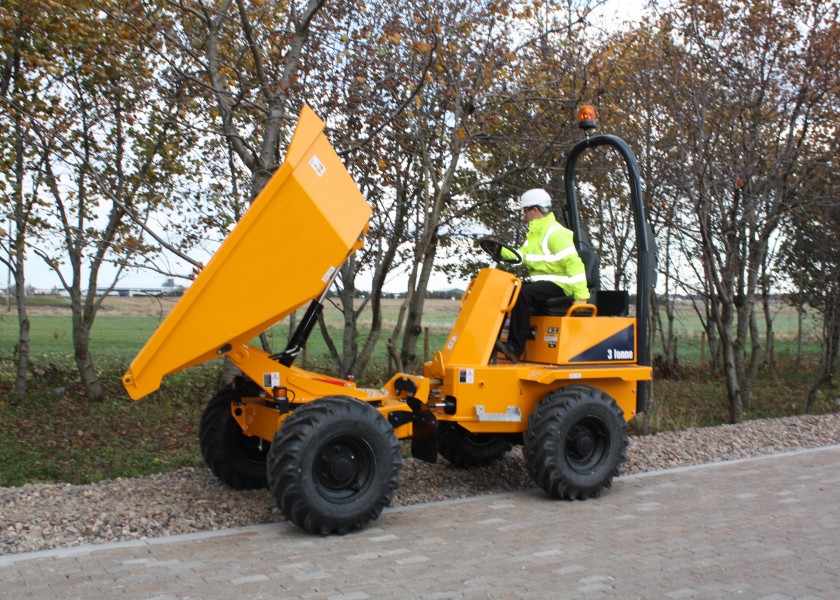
[437,422,512,468]
[199,386,269,490]
[267,396,401,535]
[524,385,627,500]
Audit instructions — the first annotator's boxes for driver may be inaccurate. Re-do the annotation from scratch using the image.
[497,188,589,361]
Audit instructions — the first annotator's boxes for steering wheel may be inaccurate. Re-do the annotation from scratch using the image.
[478,237,522,265]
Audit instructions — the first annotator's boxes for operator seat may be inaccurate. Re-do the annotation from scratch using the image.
[535,240,630,318]
[534,240,601,317]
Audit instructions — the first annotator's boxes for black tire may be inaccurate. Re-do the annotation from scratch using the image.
[267,396,402,535]
[524,385,628,500]
[437,422,512,469]
[198,386,270,490]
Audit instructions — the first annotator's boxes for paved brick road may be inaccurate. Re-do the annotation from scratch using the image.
[2,446,840,599]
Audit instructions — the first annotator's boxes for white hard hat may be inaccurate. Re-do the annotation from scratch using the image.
[519,188,552,211]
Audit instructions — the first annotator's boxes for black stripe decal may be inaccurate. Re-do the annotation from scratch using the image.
[569,324,635,362]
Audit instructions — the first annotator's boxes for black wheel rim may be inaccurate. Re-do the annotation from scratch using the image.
[314,435,375,503]
[564,416,609,474]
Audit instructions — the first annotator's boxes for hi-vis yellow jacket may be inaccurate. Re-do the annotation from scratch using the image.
[503,212,590,301]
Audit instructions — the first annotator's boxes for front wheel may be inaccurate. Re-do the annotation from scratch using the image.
[267,396,402,535]
[199,386,270,490]
[524,385,627,500]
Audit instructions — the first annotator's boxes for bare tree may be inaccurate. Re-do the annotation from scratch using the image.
[651,0,838,422]
[0,0,189,401]
[23,2,195,401]
[780,161,840,413]
[0,0,50,402]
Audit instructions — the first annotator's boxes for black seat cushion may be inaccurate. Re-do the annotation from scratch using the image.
[538,294,576,316]
[534,289,629,317]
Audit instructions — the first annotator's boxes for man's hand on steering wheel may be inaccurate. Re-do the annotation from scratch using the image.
[478,237,522,265]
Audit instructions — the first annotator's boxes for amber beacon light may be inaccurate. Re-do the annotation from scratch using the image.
[578,104,597,130]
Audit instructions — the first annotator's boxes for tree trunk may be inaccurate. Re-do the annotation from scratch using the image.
[341,295,358,377]
[742,300,761,411]
[706,322,720,374]
[700,296,720,374]
[795,304,803,370]
[71,301,103,402]
[762,288,775,369]
[13,276,29,405]
[400,234,438,372]
[732,293,755,415]
[721,336,742,423]
[387,294,411,374]
[11,107,30,404]
[714,296,743,423]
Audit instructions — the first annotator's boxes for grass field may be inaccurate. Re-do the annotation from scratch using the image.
[0,295,464,365]
[0,295,822,367]
[0,294,833,487]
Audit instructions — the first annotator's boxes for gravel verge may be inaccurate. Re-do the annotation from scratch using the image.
[3,413,839,555]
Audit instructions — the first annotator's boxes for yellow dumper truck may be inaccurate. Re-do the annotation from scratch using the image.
[123,105,655,535]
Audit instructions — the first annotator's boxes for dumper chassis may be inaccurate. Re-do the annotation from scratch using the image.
[124,105,655,535]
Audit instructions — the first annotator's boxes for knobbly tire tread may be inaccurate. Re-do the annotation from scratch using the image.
[267,396,402,535]
[198,386,270,490]
[524,385,628,500]
[437,422,512,469]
